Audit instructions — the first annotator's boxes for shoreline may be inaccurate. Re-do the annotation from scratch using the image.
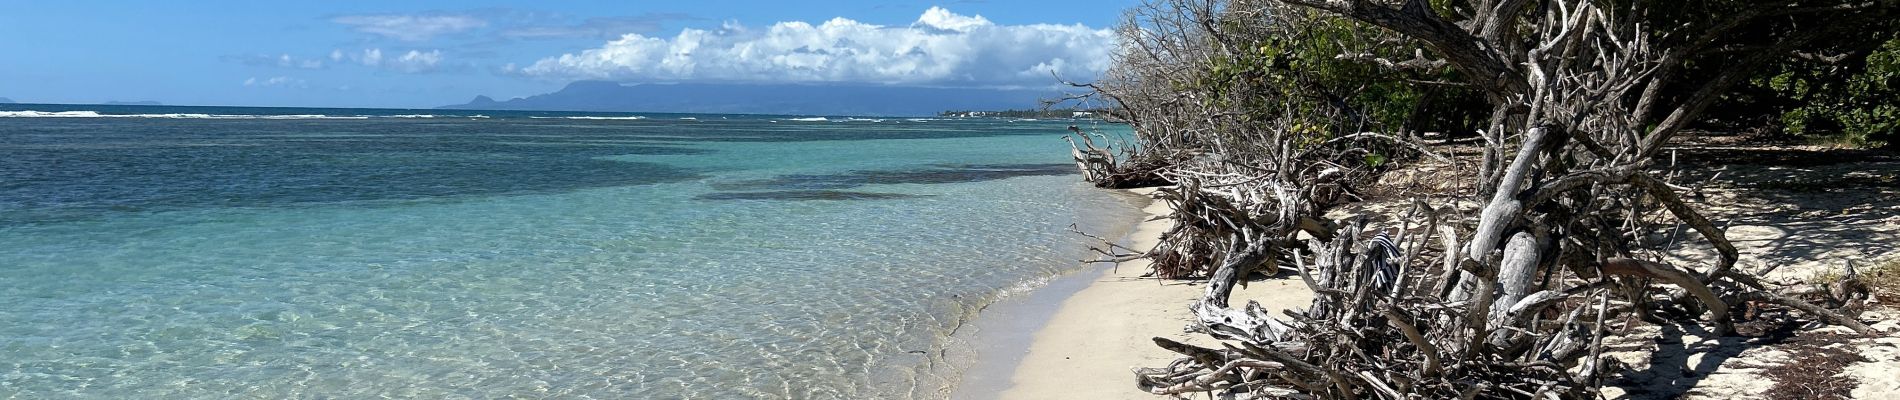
[953,187,1315,399]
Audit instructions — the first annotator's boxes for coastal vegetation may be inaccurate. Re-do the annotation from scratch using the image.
[1718,31,1900,148]
[1066,0,1898,398]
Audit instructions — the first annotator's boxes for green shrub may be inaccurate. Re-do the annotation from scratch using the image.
[1729,34,1900,148]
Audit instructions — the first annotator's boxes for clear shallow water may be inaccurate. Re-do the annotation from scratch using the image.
[0,105,1143,398]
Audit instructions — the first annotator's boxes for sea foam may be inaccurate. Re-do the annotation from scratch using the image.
[528,116,648,120]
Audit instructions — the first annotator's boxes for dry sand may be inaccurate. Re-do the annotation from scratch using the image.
[993,188,1313,399]
[1598,143,1900,399]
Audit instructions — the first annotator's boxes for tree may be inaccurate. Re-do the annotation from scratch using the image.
[1718,31,1900,147]
[1072,0,1894,397]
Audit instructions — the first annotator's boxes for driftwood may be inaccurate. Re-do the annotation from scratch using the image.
[1066,125,1175,189]
[1079,0,1890,398]
[1128,215,1875,399]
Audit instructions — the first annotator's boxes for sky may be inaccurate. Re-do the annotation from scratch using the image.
[0,1,1134,109]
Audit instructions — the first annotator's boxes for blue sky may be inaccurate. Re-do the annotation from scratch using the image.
[0,1,1133,109]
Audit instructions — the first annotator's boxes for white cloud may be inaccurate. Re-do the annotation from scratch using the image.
[224,53,325,69]
[357,48,384,66]
[331,14,487,42]
[518,7,1115,87]
[244,76,307,88]
[390,50,443,72]
[334,48,443,72]
[913,7,990,33]
[279,54,324,69]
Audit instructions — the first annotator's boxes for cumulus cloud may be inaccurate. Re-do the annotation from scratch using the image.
[518,7,1115,87]
[356,48,384,66]
[331,14,487,42]
[333,48,445,72]
[244,76,307,88]
[390,49,444,72]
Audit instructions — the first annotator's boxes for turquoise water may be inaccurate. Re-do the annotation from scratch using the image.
[0,106,1144,398]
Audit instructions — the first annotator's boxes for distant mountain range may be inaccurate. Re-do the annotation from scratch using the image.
[0,97,14,104]
[438,81,1059,117]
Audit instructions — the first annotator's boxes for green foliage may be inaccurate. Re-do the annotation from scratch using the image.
[1363,153,1387,167]
[1722,32,1900,148]
[1187,7,1487,145]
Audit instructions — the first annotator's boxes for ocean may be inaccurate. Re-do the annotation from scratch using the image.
[0,104,1145,398]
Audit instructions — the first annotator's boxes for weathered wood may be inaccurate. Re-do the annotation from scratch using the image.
[1465,126,1549,264]
[1486,289,1568,350]
[1144,358,1289,395]
[1383,307,1441,377]
[1084,0,1892,397]
[1432,223,1464,299]
[1628,173,1739,277]
[1202,239,1279,308]
[1193,300,1298,344]
[1065,136,1102,182]
[1601,258,1732,334]
[1152,337,1227,369]
[1736,291,1875,335]
[1489,231,1545,325]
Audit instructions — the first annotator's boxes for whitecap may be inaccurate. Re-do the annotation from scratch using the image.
[567,116,646,120]
[253,115,370,120]
[529,116,645,120]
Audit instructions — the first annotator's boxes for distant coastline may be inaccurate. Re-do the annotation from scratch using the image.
[938,108,1103,119]
[0,102,994,121]
[438,80,1058,117]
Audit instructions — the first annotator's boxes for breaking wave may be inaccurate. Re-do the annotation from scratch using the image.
[527,116,648,120]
